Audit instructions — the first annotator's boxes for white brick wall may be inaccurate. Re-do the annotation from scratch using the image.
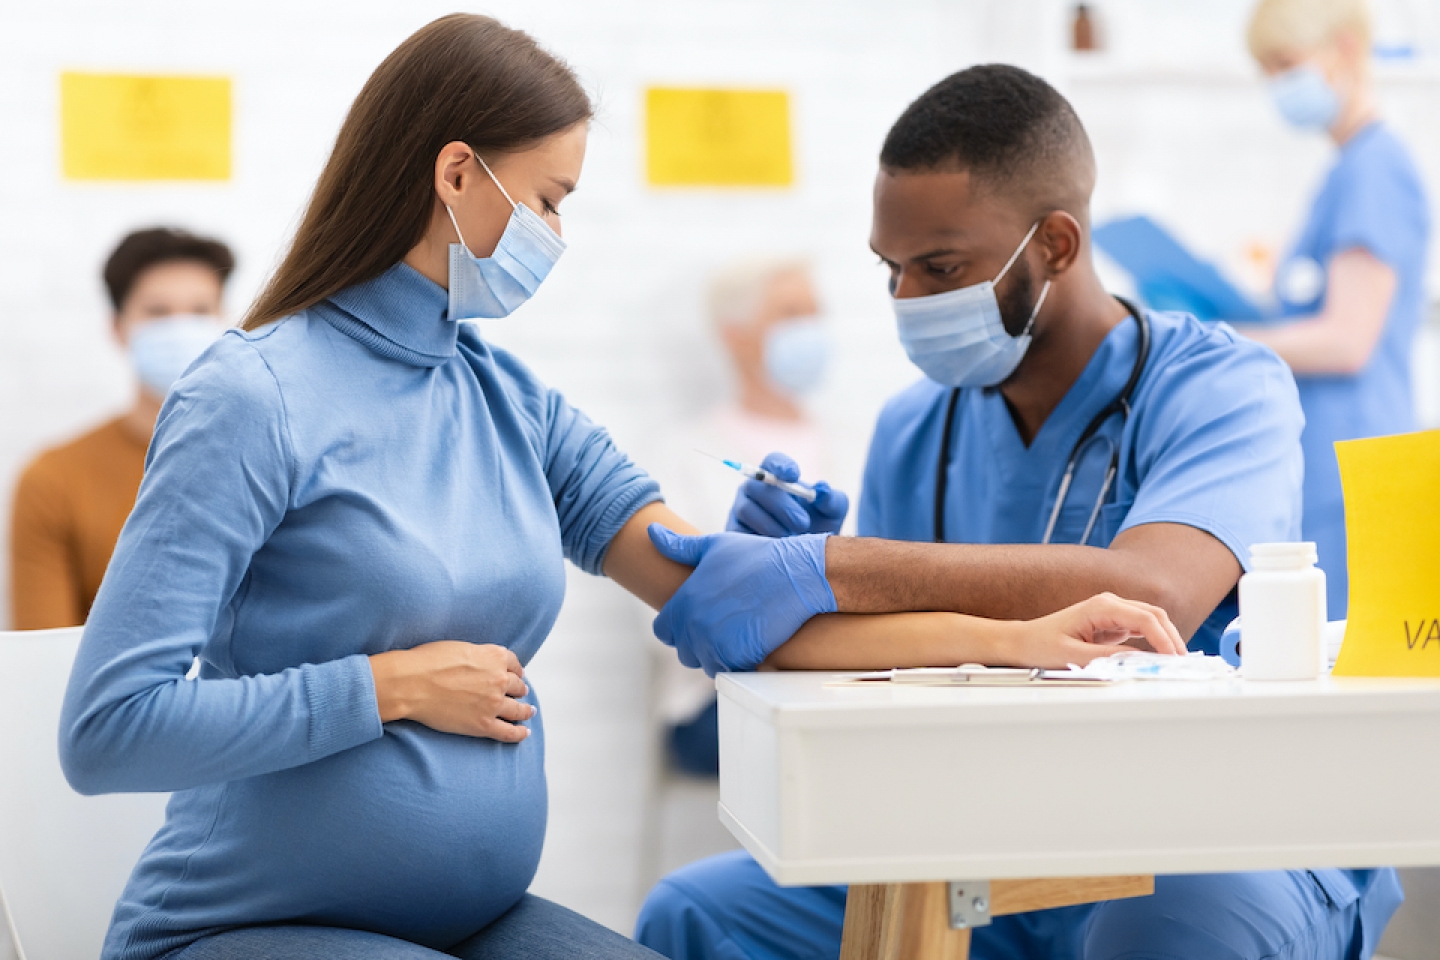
[3,0,1438,937]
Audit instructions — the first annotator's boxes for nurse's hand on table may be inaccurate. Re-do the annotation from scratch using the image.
[368,642,535,742]
[728,451,849,537]
[648,524,837,676]
[1020,593,1186,666]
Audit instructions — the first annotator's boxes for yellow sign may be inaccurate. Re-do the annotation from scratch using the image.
[645,87,793,187]
[1332,429,1440,676]
[61,72,231,181]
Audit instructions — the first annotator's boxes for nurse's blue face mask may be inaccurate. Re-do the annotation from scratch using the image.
[892,220,1052,388]
[445,148,566,321]
[1268,64,1341,131]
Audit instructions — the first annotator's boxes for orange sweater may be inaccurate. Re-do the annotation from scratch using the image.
[10,417,148,629]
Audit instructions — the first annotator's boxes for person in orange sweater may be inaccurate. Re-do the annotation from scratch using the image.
[10,227,234,629]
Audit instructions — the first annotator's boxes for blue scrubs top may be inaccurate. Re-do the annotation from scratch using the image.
[1272,122,1430,618]
[857,308,1305,654]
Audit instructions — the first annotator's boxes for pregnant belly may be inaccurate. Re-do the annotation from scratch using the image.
[141,718,547,950]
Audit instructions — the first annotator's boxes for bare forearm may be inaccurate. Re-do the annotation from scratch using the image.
[1233,318,1368,375]
[764,612,1013,670]
[822,532,1220,640]
[603,502,701,610]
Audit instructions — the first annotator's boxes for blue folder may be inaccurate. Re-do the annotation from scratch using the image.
[1093,215,1265,322]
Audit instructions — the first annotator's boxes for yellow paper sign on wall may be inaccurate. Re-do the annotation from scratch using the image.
[645,87,792,187]
[61,72,231,181]
[1332,429,1440,676]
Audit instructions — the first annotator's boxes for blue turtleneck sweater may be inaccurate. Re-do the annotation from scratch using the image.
[58,263,662,959]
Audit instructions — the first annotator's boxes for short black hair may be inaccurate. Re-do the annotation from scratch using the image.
[103,227,235,312]
[880,65,1094,215]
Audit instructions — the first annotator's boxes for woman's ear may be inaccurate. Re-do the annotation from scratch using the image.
[433,141,475,207]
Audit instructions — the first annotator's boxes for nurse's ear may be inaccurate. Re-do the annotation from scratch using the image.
[1035,210,1084,278]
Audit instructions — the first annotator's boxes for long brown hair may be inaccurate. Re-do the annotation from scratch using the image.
[242,14,592,330]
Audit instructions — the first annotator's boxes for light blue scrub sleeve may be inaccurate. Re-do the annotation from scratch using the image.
[58,337,383,796]
[1118,330,1305,566]
[1329,147,1417,270]
[539,387,662,576]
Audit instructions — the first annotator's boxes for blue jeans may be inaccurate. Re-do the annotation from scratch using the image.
[170,894,661,959]
[636,851,1401,960]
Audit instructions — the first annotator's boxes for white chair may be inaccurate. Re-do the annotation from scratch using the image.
[0,628,169,960]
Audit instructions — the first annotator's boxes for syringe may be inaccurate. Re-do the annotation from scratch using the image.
[696,449,817,503]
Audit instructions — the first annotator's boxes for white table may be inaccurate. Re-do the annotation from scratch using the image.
[716,672,1440,959]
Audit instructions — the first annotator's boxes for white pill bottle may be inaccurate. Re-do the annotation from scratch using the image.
[1239,542,1327,680]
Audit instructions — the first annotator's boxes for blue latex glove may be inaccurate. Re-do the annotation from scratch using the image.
[648,524,836,676]
[726,451,850,538]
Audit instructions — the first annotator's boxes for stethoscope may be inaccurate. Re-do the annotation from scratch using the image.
[933,297,1151,545]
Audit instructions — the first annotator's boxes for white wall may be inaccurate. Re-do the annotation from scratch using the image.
[4,0,1439,938]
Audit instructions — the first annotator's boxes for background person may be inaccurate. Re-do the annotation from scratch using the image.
[653,256,834,776]
[1229,0,1430,619]
[9,227,232,629]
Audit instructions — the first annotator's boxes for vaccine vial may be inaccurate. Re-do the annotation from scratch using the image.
[1239,542,1327,680]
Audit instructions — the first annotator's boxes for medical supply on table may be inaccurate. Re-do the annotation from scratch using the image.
[934,300,1150,544]
[1219,616,1348,670]
[838,652,1235,687]
[893,220,1051,389]
[1239,542,1326,680]
[839,664,1112,686]
[697,449,817,503]
[1332,430,1440,676]
[1070,650,1236,681]
[445,148,566,321]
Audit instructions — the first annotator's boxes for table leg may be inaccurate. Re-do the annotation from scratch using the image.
[840,882,971,960]
[839,876,1153,960]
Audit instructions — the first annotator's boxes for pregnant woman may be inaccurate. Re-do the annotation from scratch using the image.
[58,14,1179,960]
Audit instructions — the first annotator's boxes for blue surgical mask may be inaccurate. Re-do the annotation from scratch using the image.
[763,318,830,396]
[445,150,566,321]
[128,314,224,398]
[1268,65,1340,131]
[892,221,1051,388]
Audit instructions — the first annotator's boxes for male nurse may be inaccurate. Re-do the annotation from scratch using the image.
[1230,0,1431,619]
[635,65,1401,960]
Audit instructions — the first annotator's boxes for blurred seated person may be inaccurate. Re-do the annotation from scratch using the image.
[9,227,233,629]
[655,256,831,775]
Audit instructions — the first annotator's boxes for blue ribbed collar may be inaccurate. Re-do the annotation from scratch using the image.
[316,262,457,368]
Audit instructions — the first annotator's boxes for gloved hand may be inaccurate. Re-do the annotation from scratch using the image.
[726,451,850,538]
[648,524,836,676]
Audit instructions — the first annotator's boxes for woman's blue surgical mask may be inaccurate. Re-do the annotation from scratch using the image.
[763,317,830,396]
[893,221,1051,388]
[1268,65,1341,131]
[128,314,224,398]
[445,150,566,321]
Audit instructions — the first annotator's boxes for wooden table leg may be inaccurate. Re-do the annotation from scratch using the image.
[840,882,970,960]
[839,876,1153,960]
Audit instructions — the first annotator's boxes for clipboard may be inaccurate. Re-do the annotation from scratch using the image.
[829,666,1116,688]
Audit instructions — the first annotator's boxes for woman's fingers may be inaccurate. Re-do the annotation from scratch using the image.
[504,671,529,700]
[479,717,531,743]
[494,696,535,724]
[1089,593,1185,655]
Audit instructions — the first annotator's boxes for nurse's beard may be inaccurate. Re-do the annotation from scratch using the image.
[997,254,1038,337]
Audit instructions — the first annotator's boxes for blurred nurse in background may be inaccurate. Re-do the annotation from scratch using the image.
[9,227,232,629]
[652,257,833,777]
[1232,0,1430,618]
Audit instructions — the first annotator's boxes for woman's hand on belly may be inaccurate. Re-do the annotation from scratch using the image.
[369,642,535,742]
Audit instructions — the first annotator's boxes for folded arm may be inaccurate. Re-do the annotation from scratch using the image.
[825,521,1240,642]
